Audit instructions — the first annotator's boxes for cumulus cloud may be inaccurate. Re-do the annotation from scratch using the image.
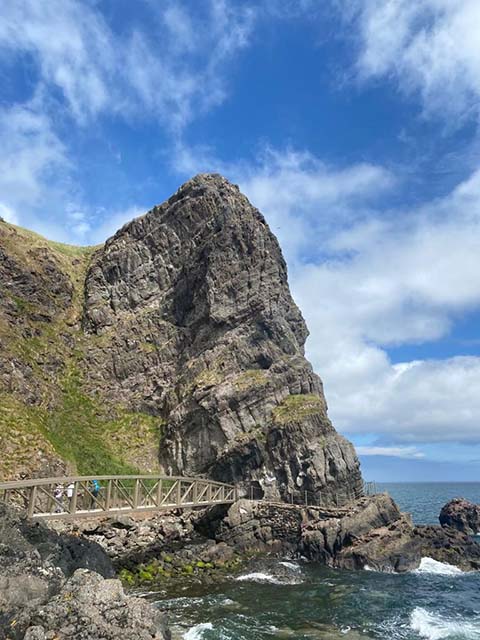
[343,0,480,122]
[232,149,480,444]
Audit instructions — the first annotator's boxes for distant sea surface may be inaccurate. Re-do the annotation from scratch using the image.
[378,482,480,525]
[147,483,480,640]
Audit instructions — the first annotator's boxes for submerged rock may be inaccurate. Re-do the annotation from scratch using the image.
[439,498,480,535]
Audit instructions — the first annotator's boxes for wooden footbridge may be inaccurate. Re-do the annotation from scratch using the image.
[0,475,237,520]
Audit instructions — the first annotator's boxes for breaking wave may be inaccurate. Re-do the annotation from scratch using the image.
[414,558,464,576]
[410,607,480,639]
[183,622,214,639]
[235,571,302,585]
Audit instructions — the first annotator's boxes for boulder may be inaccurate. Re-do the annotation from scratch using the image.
[21,569,170,640]
[439,498,480,535]
[414,525,480,571]
[0,502,170,640]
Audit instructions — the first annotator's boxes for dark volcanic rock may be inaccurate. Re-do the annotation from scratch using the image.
[413,524,480,571]
[439,498,480,535]
[213,494,480,573]
[83,173,362,504]
[0,502,170,640]
[21,570,170,640]
[0,502,114,637]
[0,174,361,502]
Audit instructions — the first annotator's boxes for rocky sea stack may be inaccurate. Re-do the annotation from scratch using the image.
[2,174,480,639]
[0,173,361,505]
[439,498,480,535]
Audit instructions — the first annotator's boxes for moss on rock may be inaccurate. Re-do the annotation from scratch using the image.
[272,394,324,425]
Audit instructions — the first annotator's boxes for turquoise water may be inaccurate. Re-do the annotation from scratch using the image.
[150,483,480,640]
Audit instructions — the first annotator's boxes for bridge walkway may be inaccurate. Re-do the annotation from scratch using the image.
[0,475,237,520]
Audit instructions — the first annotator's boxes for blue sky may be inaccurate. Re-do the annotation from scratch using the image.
[2,0,480,481]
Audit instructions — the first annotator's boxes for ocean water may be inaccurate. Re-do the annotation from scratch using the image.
[148,483,480,640]
[378,483,480,526]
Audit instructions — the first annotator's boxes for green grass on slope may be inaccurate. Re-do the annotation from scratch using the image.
[8,222,101,257]
[0,367,163,479]
[272,394,324,425]
[46,366,163,475]
[0,220,164,479]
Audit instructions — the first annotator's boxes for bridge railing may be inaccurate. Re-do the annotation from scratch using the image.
[242,480,378,507]
[0,475,237,520]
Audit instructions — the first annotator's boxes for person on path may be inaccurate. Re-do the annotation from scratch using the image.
[53,484,64,513]
[66,482,75,508]
[90,479,100,508]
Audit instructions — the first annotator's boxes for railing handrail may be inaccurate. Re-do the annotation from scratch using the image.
[0,474,235,491]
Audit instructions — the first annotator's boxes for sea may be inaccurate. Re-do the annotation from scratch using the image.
[145,483,480,640]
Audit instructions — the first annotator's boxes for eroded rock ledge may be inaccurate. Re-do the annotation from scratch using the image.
[54,494,480,583]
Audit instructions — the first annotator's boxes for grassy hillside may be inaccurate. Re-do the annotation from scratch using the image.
[0,221,163,480]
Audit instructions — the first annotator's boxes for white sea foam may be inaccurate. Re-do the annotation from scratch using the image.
[410,607,480,639]
[235,571,302,584]
[414,557,464,576]
[279,561,301,571]
[183,622,214,639]
[236,571,286,584]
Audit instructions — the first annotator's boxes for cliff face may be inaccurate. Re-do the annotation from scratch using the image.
[0,174,362,504]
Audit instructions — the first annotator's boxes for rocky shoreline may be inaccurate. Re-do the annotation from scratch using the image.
[2,492,480,639]
[0,502,170,640]
[49,493,480,582]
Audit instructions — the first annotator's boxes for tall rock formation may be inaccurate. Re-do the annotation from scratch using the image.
[0,173,362,505]
[83,174,362,504]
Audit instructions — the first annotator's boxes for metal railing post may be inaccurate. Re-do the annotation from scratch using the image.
[69,482,78,515]
[133,479,140,509]
[27,485,37,518]
[105,479,112,512]
[157,478,163,506]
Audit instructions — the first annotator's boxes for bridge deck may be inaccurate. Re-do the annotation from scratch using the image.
[0,475,237,520]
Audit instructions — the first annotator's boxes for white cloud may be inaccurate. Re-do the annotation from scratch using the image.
[0,1,256,241]
[228,148,480,444]
[356,446,425,459]
[0,100,68,226]
[0,203,19,225]
[0,0,255,129]
[0,0,113,122]
[344,0,480,122]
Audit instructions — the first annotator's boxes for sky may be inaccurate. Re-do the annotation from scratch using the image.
[2,0,480,482]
